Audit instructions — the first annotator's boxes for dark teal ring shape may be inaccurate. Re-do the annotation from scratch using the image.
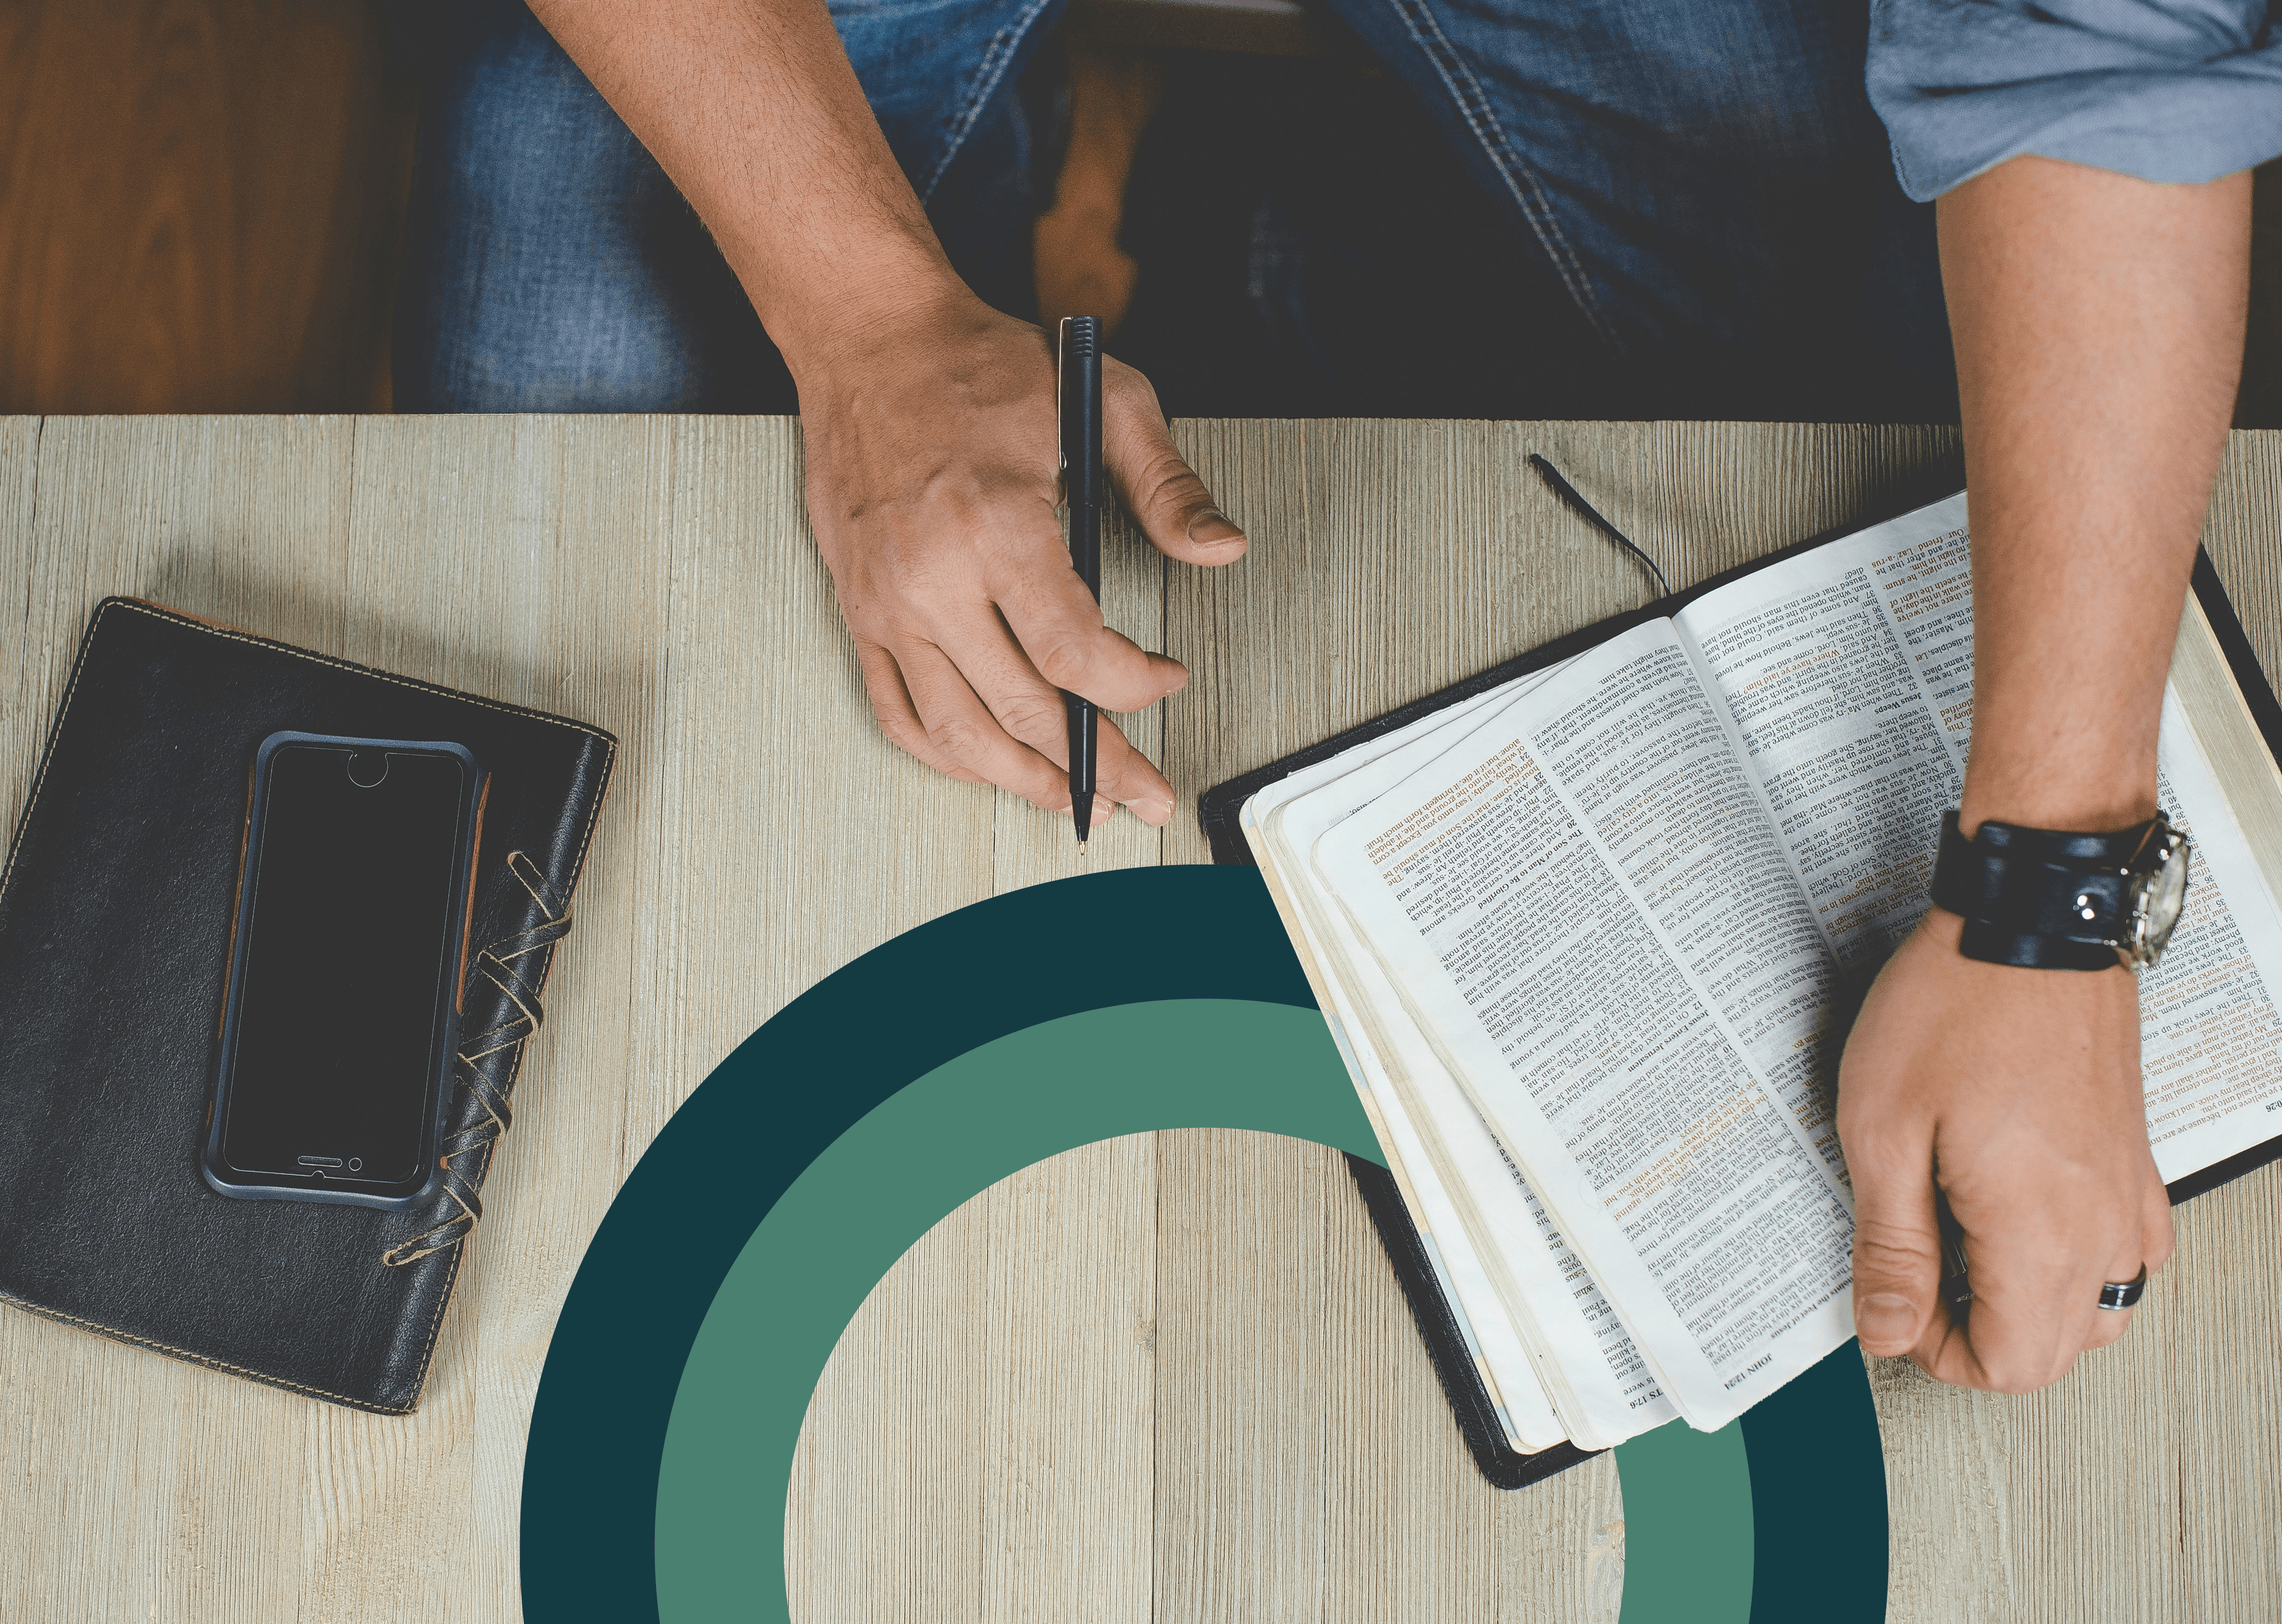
[520,865,1886,1623]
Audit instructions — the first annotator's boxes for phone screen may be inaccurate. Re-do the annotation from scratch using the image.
[218,742,471,1188]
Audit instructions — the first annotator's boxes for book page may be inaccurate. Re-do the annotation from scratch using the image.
[1242,681,1571,1451]
[1258,669,1675,1448]
[1678,493,2282,1183]
[1313,622,1856,1430]
[1676,497,1970,971]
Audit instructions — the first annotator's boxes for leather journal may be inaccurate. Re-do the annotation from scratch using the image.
[1200,497,2282,1489]
[0,598,616,1414]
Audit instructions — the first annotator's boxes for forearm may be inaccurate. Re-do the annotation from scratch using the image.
[1941,157,2251,834]
[527,0,965,374]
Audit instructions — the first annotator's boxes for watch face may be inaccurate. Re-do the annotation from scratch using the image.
[2127,829,2192,968]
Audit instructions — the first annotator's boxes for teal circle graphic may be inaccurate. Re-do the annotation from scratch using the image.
[658,1000,1382,1620]
[520,866,1886,1623]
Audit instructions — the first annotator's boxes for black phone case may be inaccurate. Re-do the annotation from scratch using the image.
[203,733,486,1211]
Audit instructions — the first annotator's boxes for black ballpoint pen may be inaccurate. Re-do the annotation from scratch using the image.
[1058,316,1104,846]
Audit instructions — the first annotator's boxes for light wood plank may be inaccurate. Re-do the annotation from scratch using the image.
[978,1134,1158,1624]
[8,418,2282,1624]
[787,1134,1159,1624]
[628,416,998,1144]
[1,415,366,1624]
[1153,1127,1334,1620]
[2204,433,2282,683]
[787,1153,997,1624]
[315,414,673,1623]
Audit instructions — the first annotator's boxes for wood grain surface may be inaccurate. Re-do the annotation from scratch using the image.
[1,417,2277,1623]
[0,2,412,414]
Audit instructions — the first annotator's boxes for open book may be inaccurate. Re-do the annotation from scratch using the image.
[1236,493,2282,1454]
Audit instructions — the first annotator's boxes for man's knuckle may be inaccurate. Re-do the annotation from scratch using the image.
[868,696,919,740]
[1833,1102,1918,1161]
[995,695,1064,742]
[1852,1223,1937,1278]
[1105,362,1162,416]
[1032,634,1099,690]
[1139,452,1209,515]
[1980,1353,2050,1395]
[926,717,989,761]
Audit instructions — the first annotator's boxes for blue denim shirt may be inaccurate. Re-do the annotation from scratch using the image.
[1868,0,2282,200]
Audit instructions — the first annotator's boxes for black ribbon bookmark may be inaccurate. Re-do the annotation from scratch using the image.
[1529,453,1673,601]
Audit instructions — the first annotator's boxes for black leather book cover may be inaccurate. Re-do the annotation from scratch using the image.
[1200,519,2282,1488]
[0,598,616,1414]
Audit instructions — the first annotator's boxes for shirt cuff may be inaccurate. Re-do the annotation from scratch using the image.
[1868,0,2282,201]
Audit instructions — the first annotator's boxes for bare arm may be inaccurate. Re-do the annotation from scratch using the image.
[1842,157,2252,1391]
[528,0,947,364]
[529,0,1247,824]
[1950,158,2251,836]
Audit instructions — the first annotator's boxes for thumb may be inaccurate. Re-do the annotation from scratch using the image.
[1848,1144,1944,1357]
[1102,364,1248,566]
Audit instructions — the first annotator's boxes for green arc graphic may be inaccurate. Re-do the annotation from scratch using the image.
[521,868,1884,1623]
[658,1001,1391,1620]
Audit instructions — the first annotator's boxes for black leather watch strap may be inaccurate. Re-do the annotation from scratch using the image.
[1930,812,2143,970]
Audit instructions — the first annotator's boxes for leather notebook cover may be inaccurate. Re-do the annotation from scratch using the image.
[1199,521,2282,1489]
[0,598,616,1414]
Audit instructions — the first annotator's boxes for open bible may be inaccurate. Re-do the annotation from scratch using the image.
[1222,493,2282,1459]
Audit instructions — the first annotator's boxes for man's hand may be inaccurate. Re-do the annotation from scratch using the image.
[799,294,1246,823]
[1839,909,2175,1390]
[524,0,1246,821]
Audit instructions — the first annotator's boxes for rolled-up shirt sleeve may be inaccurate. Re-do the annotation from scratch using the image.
[1867,0,2282,200]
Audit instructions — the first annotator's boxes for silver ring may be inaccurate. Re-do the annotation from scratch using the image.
[2097,1266,2148,1311]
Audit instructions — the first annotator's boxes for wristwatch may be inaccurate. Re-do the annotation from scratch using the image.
[1929,811,2192,971]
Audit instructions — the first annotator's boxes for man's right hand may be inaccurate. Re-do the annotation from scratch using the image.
[797,292,1248,827]
[521,2,1247,824]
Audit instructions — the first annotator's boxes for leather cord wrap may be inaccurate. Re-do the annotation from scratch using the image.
[1928,811,2149,972]
[382,851,570,1266]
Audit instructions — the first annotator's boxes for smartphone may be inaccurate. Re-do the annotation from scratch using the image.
[203,732,486,1209]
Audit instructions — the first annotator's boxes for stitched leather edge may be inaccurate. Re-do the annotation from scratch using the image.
[109,598,619,743]
[0,1286,415,1415]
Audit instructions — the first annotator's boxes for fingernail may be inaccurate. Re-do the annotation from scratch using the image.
[1186,509,1245,548]
[1130,797,1174,827]
[1091,800,1112,826]
[1855,1292,1919,1349]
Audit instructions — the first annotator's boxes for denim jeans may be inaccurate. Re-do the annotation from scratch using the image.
[393,0,1955,421]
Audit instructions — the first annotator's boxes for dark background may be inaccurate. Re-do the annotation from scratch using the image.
[4,0,2276,424]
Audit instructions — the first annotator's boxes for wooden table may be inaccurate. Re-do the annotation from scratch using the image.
[4,417,2280,1623]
